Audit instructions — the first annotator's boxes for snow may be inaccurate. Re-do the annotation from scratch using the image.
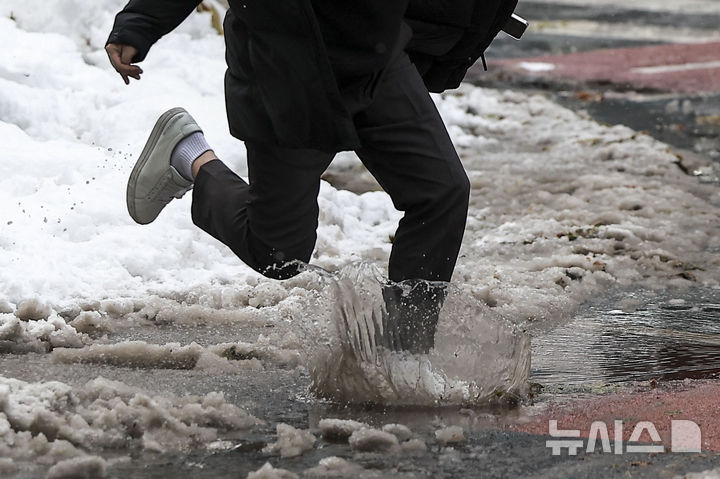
[46,456,108,479]
[348,427,400,452]
[435,426,466,444]
[437,86,720,326]
[382,423,413,442]
[247,462,299,479]
[15,298,53,321]
[318,418,369,441]
[0,312,87,353]
[0,300,13,314]
[0,458,17,476]
[262,423,316,458]
[51,339,301,371]
[1,0,719,475]
[678,468,720,479]
[68,311,114,336]
[304,457,365,478]
[0,375,259,467]
[52,341,208,369]
[400,438,428,453]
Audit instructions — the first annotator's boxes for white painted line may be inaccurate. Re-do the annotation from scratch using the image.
[529,20,720,43]
[632,60,720,75]
[518,62,557,72]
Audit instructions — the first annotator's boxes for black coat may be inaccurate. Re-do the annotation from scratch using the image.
[108,0,516,152]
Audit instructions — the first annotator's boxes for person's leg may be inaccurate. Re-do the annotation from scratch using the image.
[127,107,333,279]
[191,141,334,279]
[191,151,219,178]
[351,53,470,353]
[354,53,470,284]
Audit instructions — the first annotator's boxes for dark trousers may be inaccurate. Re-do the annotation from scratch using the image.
[191,53,470,282]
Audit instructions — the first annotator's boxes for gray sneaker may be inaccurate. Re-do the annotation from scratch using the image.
[126,107,200,224]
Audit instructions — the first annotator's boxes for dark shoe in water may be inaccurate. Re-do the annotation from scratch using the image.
[381,280,446,354]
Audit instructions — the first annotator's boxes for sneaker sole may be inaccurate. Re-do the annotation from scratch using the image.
[126,107,189,224]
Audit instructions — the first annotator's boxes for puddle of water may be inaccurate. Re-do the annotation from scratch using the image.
[531,288,720,385]
[306,264,531,407]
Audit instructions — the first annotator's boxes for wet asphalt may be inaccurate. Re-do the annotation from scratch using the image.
[452,2,720,477]
[474,1,720,170]
[106,429,720,479]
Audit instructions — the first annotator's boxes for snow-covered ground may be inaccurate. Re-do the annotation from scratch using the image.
[2,1,720,477]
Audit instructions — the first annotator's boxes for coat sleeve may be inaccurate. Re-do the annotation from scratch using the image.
[106,0,202,62]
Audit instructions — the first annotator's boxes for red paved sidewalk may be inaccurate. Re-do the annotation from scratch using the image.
[495,42,720,93]
[514,382,720,452]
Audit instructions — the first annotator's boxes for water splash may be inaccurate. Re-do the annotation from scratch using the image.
[307,264,531,406]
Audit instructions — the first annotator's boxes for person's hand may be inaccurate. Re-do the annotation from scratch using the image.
[105,43,143,85]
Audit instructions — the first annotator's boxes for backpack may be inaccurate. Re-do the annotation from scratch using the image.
[405,0,519,92]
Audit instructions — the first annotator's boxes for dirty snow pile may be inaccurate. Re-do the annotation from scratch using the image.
[0,375,259,476]
[678,467,720,479]
[0,299,88,353]
[52,338,302,371]
[438,86,720,325]
[245,419,440,479]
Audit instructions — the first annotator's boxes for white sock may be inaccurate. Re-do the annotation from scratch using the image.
[170,132,211,181]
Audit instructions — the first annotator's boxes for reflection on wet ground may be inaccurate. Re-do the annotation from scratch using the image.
[301,287,720,431]
[531,288,720,385]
